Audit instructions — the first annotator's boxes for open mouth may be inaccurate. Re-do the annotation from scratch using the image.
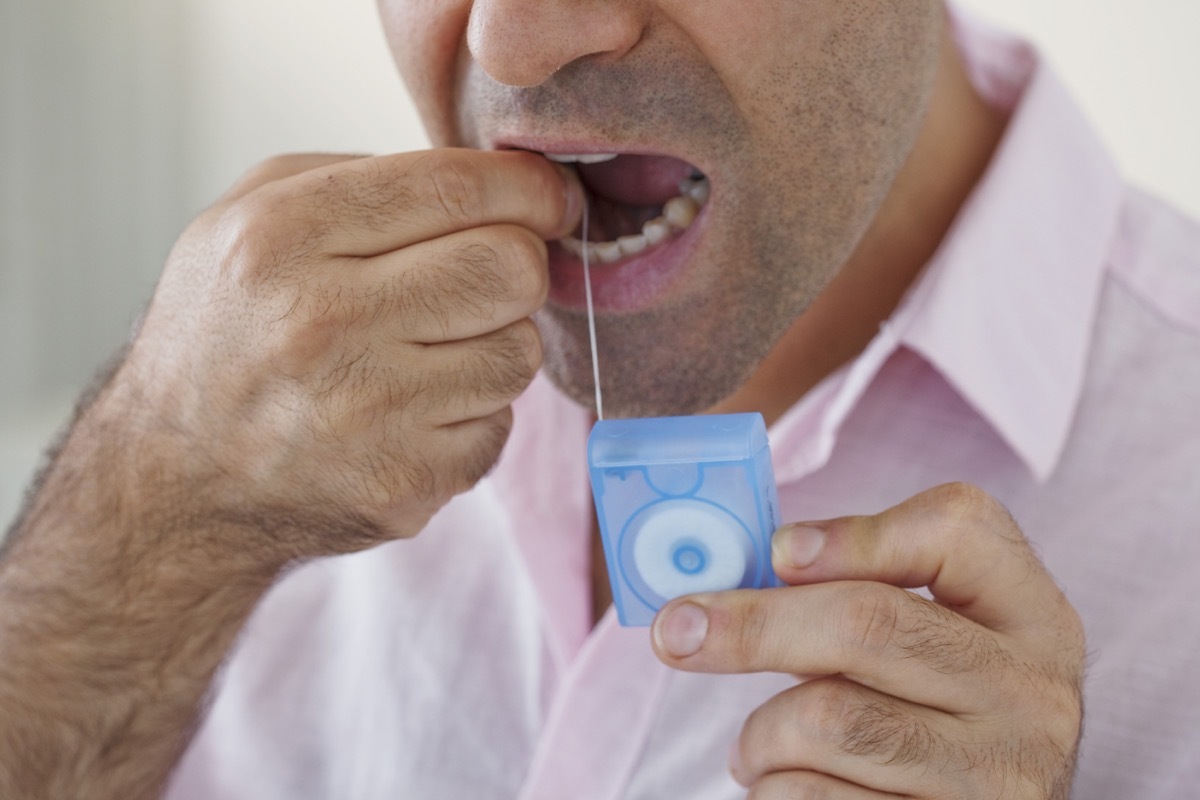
[541,152,710,265]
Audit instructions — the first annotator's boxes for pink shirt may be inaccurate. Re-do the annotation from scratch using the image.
[168,10,1200,799]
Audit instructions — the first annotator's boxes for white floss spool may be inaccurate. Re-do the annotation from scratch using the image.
[630,500,752,598]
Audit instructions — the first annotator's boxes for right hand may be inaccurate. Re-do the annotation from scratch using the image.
[116,149,583,560]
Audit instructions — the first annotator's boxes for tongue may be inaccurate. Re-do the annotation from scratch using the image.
[577,154,698,206]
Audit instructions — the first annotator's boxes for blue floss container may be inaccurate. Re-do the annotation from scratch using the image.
[587,413,782,626]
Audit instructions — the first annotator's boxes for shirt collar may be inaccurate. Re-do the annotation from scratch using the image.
[770,12,1125,484]
[888,11,1124,481]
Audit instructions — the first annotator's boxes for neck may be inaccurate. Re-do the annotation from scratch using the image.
[712,22,1008,426]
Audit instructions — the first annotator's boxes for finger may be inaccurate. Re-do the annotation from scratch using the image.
[769,482,1075,635]
[734,677,961,797]
[216,153,370,205]
[353,407,517,516]
[746,768,904,799]
[355,223,549,344]
[652,583,1006,713]
[411,318,544,426]
[250,148,584,257]
[421,408,516,501]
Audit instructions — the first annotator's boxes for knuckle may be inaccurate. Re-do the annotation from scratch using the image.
[926,481,1033,561]
[272,284,377,382]
[930,481,1007,528]
[739,758,844,800]
[398,452,446,506]
[501,317,545,375]
[452,227,548,307]
[725,598,773,668]
[472,320,543,399]
[736,705,775,764]
[524,154,570,225]
[294,282,356,332]
[419,320,541,418]
[803,680,860,736]
[408,228,547,338]
[220,199,287,281]
[839,583,902,659]
[219,191,316,286]
[324,159,418,239]
[496,227,550,304]
[901,599,1009,676]
[460,412,514,488]
[735,685,825,789]
[999,699,1081,797]
[434,411,514,498]
[1043,683,1084,745]
[802,680,949,771]
[425,154,486,226]
[439,241,507,318]
[838,695,937,767]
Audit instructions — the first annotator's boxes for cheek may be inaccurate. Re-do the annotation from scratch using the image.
[377,0,471,146]
[662,0,838,110]
[670,0,939,135]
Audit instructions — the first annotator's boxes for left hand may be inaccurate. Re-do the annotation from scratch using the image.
[650,483,1086,799]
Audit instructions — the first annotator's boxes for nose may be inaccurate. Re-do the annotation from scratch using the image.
[467,0,644,87]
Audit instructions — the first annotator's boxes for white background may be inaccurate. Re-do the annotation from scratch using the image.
[2,0,1198,527]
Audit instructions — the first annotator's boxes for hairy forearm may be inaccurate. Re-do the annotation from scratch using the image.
[0,374,280,800]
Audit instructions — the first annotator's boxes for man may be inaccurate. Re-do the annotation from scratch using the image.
[1,0,1197,797]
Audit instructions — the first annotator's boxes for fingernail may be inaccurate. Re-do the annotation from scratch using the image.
[656,602,708,658]
[552,163,585,234]
[773,524,826,569]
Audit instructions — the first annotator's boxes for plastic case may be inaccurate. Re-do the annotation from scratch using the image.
[587,413,782,626]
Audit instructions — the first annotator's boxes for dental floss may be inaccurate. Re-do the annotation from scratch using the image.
[581,201,604,420]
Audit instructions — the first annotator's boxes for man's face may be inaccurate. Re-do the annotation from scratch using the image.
[379,0,943,417]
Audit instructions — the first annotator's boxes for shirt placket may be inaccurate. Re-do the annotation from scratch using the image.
[517,612,669,800]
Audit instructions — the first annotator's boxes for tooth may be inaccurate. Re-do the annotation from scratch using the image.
[678,177,710,206]
[618,234,649,256]
[664,196,698,229]
[544,153,619,164]
[593,241,624,264]
[560,236,584,257]
[642,217,670,245]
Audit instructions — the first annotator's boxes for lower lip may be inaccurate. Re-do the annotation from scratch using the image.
[546,205,710,314]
